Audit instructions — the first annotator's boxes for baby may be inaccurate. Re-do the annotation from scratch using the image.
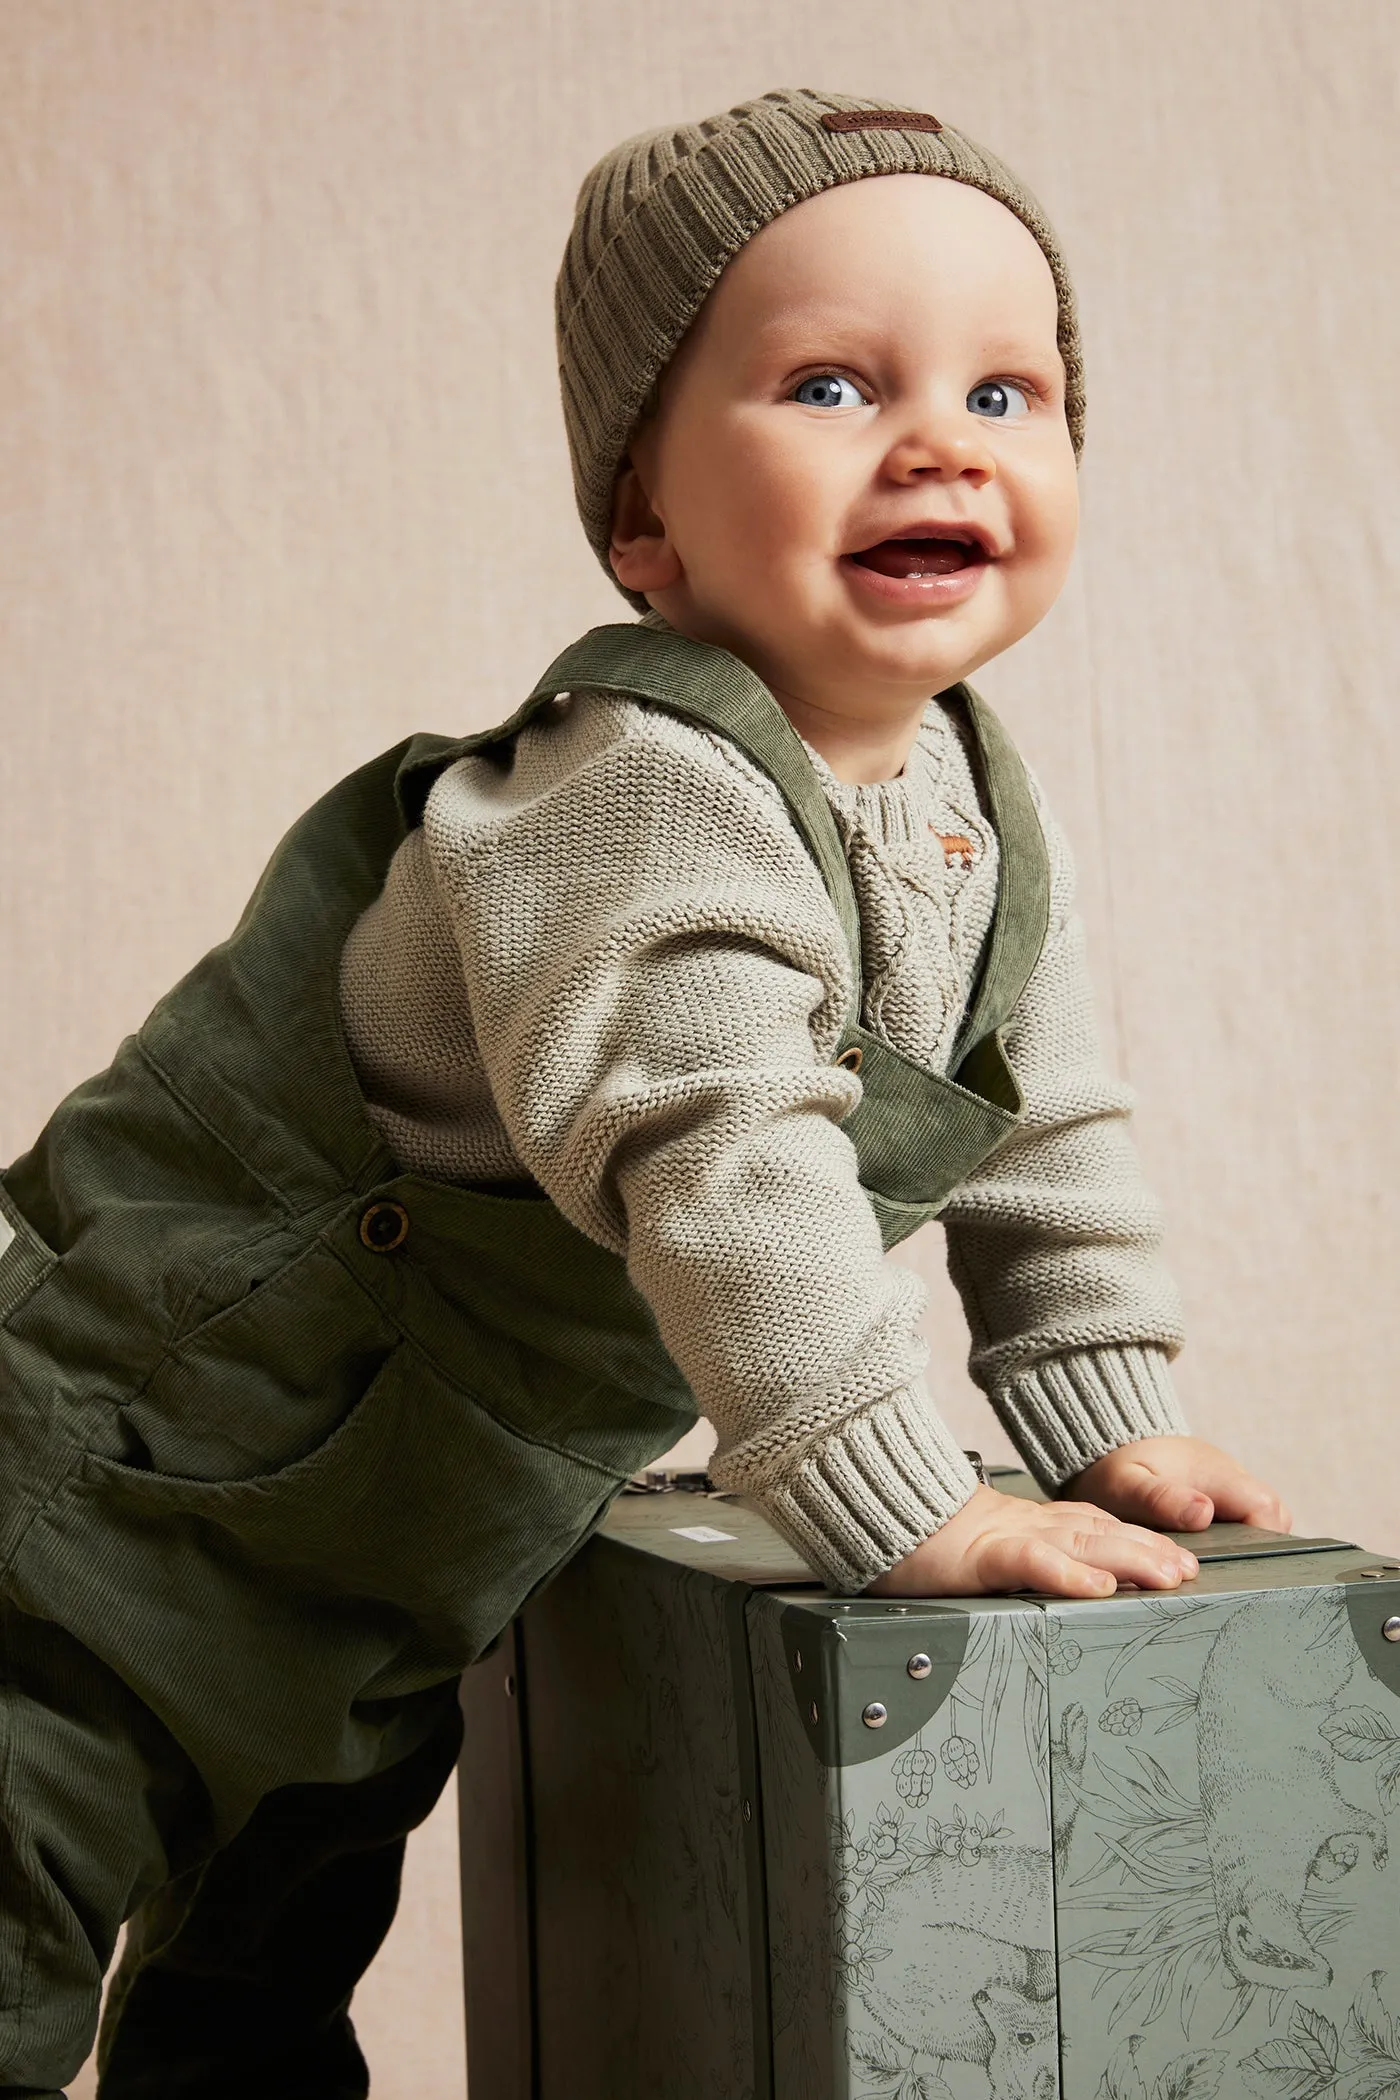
[346,89,1287,1599]
[0,87,1287,2099]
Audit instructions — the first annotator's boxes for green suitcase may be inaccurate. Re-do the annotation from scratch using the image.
[458,1470,1400,2099]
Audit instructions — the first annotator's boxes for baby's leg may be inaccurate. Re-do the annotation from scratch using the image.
[0,1603,202,2099]
[96,1688,462,2099]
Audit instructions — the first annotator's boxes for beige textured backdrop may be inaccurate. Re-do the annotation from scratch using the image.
[3,3,1395,2093]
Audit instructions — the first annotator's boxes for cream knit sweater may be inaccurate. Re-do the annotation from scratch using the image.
[338,653,1186,1591]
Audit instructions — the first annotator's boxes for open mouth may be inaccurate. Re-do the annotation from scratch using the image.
[849,534,988,580]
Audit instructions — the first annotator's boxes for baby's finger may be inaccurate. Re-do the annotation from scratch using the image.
[978,1533,1116,1599]
[1047,1500,1200,1569]
[1232,1486,1292,1531]
[1067,1465,1212,1534]
[1052,1523,1196,1591]
[1197,1463,1291,1532]
[1128,1470,1215,1533]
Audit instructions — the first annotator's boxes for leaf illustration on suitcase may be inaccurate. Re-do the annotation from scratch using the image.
[833,1800,1017,1930]
[898,1614,1053,1803]
[1348,1969,1400,2063]
[960,1613,1018,1783]
[1154,2057,1228,2100]
[1319,1710,1400,1812]
[1071,1749,1204,1886]
[1236,1978,1400,2097]
[1102,1597,1242,1698]
[1241,2002,1341,2098]
[1098,1682,1201,1741]
[851,2031,956,2100]
[1094,2032,1227,2099]
[915,1804,1010,1870]
[831,1809,895,1989]
[944,1616,1040,1790]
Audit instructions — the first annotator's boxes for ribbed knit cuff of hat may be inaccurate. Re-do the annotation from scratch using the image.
[718,1387,983,1595]
[994,1344,1189,1498]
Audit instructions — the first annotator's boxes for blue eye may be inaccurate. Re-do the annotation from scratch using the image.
[967,380,1030,421]
[793,374,867,409]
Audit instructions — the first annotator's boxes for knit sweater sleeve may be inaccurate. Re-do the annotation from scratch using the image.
[938,782,1189,1491]
[420,692,980,1590]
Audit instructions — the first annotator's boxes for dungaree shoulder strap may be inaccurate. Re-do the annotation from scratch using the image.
[401,623,864,976]
[950,689,1052,1075]
[481,622,1049,1082]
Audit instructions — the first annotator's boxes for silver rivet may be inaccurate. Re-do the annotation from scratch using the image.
[1384,1618,1400,1644]
[794,1651,803,1673]
[810,1701,819,1723]
[742,1799,753,1823]
[908,1653,933,1680]
[1360,1568,1388,1581]
[504,1673,517,1697]
[862,1701,889,1729]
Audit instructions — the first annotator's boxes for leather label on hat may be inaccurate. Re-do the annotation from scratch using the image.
[822,109,943,135]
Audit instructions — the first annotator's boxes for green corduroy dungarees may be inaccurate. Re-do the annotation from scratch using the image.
[0,624,1048,2097]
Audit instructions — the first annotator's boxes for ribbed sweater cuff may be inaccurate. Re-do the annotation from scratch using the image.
[738,1387,981,1595]
[995,1344,1188,1496]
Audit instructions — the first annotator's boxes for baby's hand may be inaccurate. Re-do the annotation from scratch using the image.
[1068,1435,1291,1535]
[866,1484,1199,1600]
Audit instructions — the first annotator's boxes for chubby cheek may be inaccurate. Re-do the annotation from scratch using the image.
[1004,459,1079,628]
[663,416,828,599]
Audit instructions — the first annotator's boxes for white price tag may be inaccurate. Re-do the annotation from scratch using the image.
[670,1524,738,1544]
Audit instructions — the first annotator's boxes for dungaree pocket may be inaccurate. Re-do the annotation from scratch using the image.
[76,1335,624,1621]
[0,1178,57,1326]
[24,1334,644,1813]
[110,1236,403,1484]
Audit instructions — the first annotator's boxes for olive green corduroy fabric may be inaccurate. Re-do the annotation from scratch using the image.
[556,86,1085,605]
[95,1693,463,2100]
[0,622,1046,2088]
[0,724,698,2090]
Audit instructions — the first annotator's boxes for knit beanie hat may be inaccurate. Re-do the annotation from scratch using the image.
[557,87,1084,606]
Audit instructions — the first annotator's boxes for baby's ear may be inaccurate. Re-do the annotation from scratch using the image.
[609,463,681,593]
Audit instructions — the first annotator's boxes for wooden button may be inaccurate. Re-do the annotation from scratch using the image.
[359,1200,410,1253]
[836,1045,864,1074]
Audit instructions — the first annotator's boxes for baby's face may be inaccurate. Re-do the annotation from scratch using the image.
[614,174,1078,720]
